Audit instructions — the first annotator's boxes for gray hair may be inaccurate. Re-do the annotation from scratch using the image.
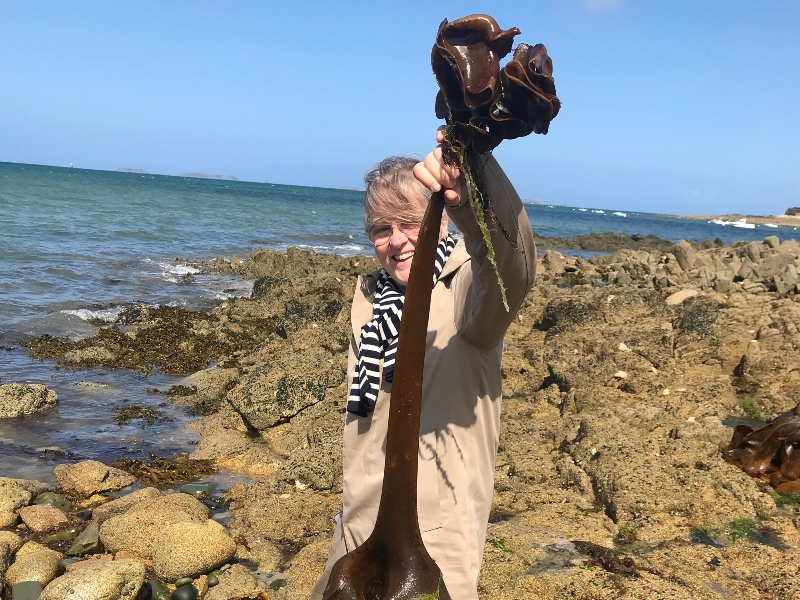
[363,156,433,234]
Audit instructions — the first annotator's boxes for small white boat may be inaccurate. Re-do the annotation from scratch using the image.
[578,208,587,212]
[591,209,605,214]
[613,211,627,217]
[730,218,755,229]
[709,217,755,229]
[764,223,778,228]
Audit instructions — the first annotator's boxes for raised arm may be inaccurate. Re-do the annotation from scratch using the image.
[414,136,536,349]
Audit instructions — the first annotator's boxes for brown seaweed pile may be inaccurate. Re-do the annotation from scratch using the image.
[111,453,216,486]
[432,14,561,153]
[721,402,800,493]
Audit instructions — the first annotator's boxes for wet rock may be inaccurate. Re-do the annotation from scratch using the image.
[91,488,161,525]
[18,505,70,533]
[99,494,208,561]
[11,581,44,600]
[152,520,236,582]
[39,558,145,600]
[178,482,215,497]
[35,493,72,513]
[0,384,58,418]
[0,478,45,528]
[5,541,62,587]
[54,461,135,497]
[169,584,197,600]
[67,521,102,556]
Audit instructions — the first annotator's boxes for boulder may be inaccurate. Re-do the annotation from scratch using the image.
[18,504,70,532]
[54,461,135,497]
[91,487,160,524]
[152,520,236,582]
[0,383,58,418]
[99,494,208,560]
[671,240,696,271]
[204,564,260,600]
[0,531,23,555]
[0,479,34,528]
[665,288,699,306]
[40,558,145,600]
[5,541,62,587]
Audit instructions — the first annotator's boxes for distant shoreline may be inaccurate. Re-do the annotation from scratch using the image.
[674,213,800,228]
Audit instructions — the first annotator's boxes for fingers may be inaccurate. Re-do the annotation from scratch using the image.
[413,147,462,207]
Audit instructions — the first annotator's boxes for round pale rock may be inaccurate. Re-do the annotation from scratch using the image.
[0,530,23,555]
[152,519,236,582]
[0,383,58,418]
[99,494,208,560]
[0,477,42,528]
[18,504,70,532]
[91,487,160,524]
[5,541,62,587]
[40,558,145,600]
[54,461,135,497]
[665,288,699,306]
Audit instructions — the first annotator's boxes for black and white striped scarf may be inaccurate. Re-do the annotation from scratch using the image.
[347,235,456,417]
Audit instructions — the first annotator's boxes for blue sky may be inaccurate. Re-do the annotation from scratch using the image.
[1,1,798,215]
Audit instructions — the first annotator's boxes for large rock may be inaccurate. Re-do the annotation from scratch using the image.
[0,479,35,528]
[671,240,696,271]
[0,531,23,555]
[5,541,62,587]
[18,504,70,532]
[152,519,236,582]
[0,383,58,418]
[40,559,145,600]
[54,461,135,497]
[204,564,260,600]
[99,494,208,560]
[91,487,160,524]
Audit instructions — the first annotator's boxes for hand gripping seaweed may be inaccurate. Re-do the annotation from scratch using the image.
[323,15,559,600]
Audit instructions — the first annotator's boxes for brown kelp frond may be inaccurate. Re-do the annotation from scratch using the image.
[431,15,561,310]
[721,402,800,493]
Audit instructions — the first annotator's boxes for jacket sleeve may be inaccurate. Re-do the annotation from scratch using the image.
[445,153,537,350]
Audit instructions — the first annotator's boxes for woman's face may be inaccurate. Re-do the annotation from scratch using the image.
[368,194,449,289]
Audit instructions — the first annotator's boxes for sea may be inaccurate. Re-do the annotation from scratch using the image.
[1,161,796,485]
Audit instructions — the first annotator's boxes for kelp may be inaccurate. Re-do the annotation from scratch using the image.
[323,15,559,600]
[721,402,800,493]
[432,14,560,310]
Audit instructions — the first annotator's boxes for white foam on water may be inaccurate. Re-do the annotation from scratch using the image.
[62,306,125,322]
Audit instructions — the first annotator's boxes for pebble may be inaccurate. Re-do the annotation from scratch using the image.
[148,580,169,600]
[174,578,194,587]
[11,582,44,600]
[34,492,71,513]
[206,575,218,587]
[179,483,216,497]
[170,584,198,600]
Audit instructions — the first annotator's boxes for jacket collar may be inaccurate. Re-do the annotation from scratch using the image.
[351,240,469,339]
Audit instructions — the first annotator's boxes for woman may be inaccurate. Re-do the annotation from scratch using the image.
[311,131,536,599]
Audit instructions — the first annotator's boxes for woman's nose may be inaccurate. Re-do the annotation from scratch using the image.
[388,224,410,246]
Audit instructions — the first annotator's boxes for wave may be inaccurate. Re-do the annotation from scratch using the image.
[62,305,126,322]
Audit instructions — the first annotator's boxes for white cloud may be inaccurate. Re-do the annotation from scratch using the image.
[580,0,622,12]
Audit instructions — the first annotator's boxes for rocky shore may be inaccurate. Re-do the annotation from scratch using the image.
[4,235,800,599]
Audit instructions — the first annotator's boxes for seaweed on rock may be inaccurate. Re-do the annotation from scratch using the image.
[721,402,800,493]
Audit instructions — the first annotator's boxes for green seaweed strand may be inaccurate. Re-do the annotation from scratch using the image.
[441,112,510,312]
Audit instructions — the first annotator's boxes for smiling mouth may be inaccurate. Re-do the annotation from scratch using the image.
[393,251,414,262]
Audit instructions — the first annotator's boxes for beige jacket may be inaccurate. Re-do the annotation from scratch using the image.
[312,155,536,600]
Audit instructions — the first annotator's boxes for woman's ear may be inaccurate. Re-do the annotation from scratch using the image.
[439,213,450,241]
